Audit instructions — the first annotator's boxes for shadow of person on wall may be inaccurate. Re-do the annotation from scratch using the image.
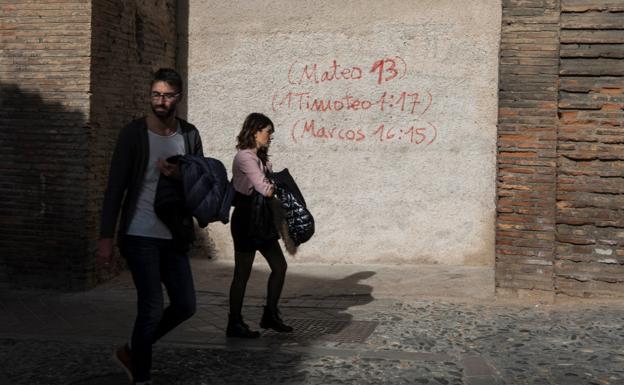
[0,82,93,290]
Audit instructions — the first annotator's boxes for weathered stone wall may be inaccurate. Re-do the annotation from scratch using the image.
[496,0,624,298]
[2,0,622,294]
[0,0,92,289]
[186,0,502,266]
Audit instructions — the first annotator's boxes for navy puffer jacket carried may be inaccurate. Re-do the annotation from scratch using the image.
[179,155,234,227]
[154,155,233,250]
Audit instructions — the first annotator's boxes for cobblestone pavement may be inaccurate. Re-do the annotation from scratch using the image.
[1,262,623,385]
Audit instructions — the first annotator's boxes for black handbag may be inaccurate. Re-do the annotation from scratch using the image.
[249,190,279,242]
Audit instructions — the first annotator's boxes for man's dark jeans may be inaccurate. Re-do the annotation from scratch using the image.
[121,235,196,382]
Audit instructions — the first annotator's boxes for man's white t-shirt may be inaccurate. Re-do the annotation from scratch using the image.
[126,125,185,239]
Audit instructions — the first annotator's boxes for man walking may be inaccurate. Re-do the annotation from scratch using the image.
[97,68,203,385]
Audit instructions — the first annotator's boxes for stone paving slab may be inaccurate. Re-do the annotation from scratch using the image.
[2,296,624,384]
[2,262,624,384]
[0,339,468,385]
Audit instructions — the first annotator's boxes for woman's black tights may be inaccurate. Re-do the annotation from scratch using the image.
[229,240,287,315]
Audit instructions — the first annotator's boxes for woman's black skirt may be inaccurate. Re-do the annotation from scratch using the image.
[231,192,279,252]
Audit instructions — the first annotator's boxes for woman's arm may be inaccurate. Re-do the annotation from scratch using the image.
[236,152,274,197]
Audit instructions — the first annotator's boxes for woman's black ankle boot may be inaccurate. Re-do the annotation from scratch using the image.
[226,313,260,338]
[260,306,293,332]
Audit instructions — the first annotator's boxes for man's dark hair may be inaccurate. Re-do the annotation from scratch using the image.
[151,68,183,93]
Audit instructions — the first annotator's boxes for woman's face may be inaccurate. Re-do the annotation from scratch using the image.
[255,125,273,149]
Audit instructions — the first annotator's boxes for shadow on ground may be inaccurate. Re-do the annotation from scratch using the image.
[0,261,378,384]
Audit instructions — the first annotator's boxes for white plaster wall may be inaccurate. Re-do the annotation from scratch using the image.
[186,0,501,265]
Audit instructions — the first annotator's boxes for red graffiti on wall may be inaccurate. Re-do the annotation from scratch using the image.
[287,57,407,86]
[290,119,437,146]
[370,57,408,85]
[275,56,440,148]
[271,90,433,117]
[371,122,437,145]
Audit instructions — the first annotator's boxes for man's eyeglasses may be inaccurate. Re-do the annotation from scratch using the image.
[150,92,180,101]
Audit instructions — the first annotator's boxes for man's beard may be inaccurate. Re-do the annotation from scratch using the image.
[152,104,175,118]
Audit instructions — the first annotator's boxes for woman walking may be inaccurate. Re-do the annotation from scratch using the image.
[227,112,293,338]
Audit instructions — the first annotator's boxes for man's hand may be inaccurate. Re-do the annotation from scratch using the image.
[97,238,114,267]
[157,158,181,179]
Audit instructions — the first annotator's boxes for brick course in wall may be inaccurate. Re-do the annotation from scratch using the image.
[497,0,624,298]
[1,0,177,290]
[496,0,560,297]
[555,0,624,297]
[89,0,177,285]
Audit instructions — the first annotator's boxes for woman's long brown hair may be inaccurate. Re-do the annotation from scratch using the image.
[236,113,274,165]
